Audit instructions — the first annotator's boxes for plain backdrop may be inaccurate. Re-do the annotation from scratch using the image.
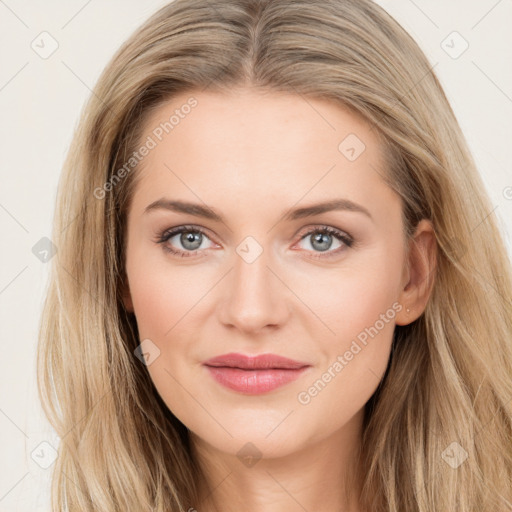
[0,0,511,510]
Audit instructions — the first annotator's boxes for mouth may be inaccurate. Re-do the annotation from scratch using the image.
[203,352,309,370]
[203,352,311,394]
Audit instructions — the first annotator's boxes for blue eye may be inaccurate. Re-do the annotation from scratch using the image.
[156,225,354,259]
[156,225,213,257]
[296,226,353,258]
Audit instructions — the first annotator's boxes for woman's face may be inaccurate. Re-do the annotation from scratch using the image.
[122,88,416,461]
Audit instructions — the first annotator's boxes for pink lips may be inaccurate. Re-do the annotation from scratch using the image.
[203,352,311,395]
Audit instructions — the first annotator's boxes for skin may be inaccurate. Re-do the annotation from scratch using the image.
[121,88,436,512]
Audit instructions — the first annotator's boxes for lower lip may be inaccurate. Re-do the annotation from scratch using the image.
[204,365,309,395]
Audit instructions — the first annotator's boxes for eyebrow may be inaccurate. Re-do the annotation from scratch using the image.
[143,198,373,222]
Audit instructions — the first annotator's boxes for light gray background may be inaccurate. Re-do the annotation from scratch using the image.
[0,1,511,510]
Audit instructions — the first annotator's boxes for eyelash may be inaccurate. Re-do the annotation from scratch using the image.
[155,224,354,259]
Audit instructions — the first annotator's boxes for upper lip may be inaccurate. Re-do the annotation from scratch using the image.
[203,352,310,370]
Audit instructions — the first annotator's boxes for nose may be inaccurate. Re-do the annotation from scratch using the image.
[217,244,291,334]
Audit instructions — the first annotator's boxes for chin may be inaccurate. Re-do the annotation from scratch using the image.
[191,424,307,462]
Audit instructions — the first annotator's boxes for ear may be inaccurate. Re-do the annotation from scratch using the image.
[395,219,437,325]
[120,274,134,313]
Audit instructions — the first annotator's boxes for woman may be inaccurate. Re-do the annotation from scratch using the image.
[37,0,512,510]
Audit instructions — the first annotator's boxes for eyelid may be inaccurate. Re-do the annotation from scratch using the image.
[295,224,352,241]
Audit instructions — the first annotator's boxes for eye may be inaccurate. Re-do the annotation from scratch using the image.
[155,224,354,259]
[294,226,354,259]
[156,225,217,257]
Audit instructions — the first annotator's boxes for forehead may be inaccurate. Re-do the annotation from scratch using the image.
[130,88,393,218]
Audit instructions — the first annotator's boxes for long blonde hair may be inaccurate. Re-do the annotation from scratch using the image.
[37,0,512,510]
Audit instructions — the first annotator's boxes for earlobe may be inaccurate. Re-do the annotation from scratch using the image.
[395,219,437,325]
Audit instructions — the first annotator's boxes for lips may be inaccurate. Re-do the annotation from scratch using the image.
[203,352,309,370]
[203,352,311,394]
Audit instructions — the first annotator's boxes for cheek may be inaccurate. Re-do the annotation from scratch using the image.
[293,243,403,404]
[126,259,207,422]
[298,243,404,342]
[294,271,401,432]
[126,248,211,340]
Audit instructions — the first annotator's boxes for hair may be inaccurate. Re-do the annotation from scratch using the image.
[37,0,512,510]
